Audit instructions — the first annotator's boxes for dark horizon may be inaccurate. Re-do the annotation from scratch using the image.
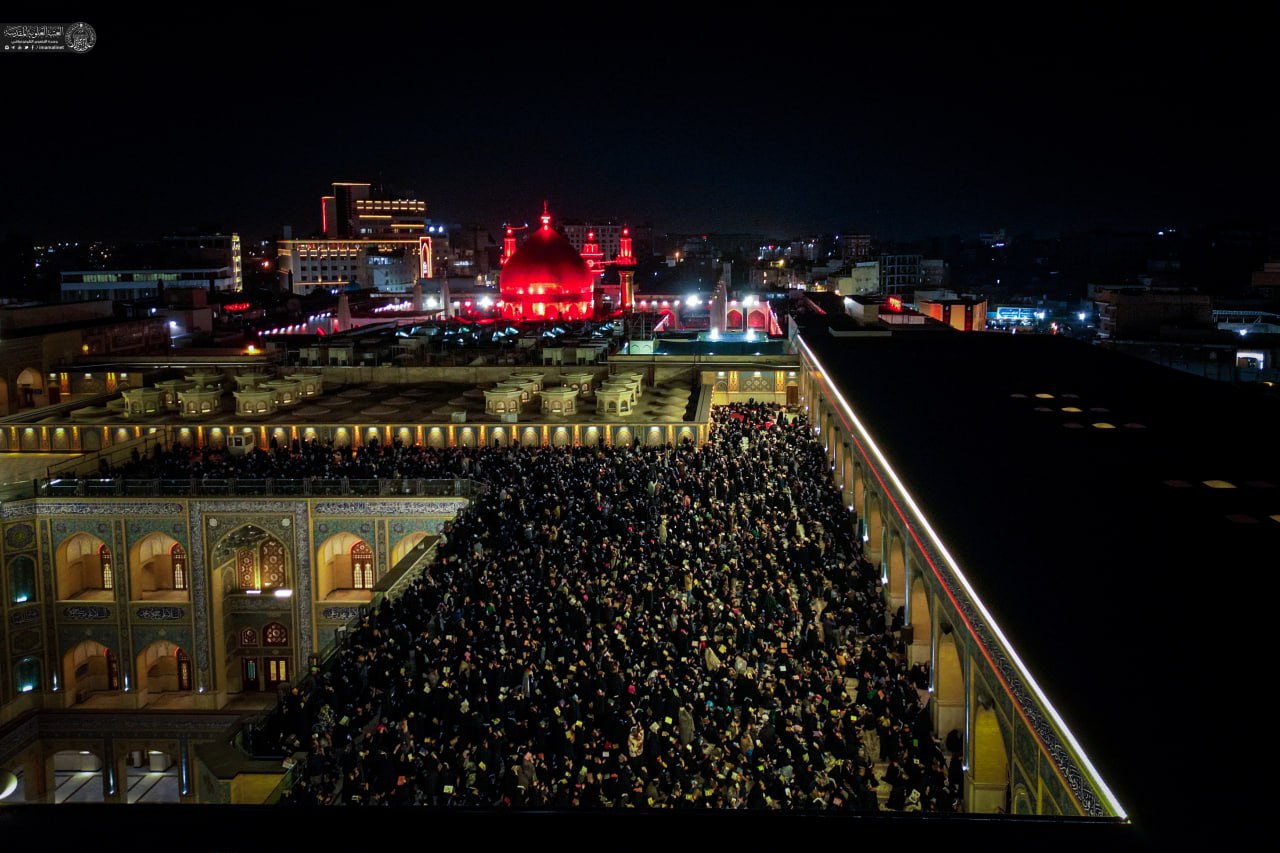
[2,12,1275,245]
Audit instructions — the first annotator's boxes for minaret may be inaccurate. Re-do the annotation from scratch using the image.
[581,229,604,278]
[615,225,636,309]
[336,292,352,332]
[710,279,728,335]
[412,280,424,312]
[502,225,517,266]
[441,276,453,319]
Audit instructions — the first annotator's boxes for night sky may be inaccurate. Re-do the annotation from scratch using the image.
[3,11,1274,242]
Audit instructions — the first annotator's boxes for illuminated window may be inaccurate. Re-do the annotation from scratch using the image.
[351,541,374,589]
[240,627,259,647]
[100,544,114,590]
[9,555,36,604]
[267,658,290,684]
[171,543,187,590]
[264,622,288,647]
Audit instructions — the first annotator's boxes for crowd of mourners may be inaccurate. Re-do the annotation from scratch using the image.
[150,402,965,810]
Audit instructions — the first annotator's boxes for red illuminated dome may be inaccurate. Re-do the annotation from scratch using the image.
[500,206,594,321]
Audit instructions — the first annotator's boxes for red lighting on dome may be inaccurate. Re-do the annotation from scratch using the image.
[500,204,594,321]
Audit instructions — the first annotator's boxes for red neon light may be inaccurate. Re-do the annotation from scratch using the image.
[886,296,903,312]
[224,302,251,312]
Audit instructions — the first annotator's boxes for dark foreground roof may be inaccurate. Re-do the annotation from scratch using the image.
[803,330,1279,840]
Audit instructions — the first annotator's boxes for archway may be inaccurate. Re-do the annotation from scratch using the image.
[490,427,509,448]
[969,696,1011,814]
[63,640,119,704]
[864,493,883,567]
[727,308,743,330]
[853,465,865,518]
[16,367,44,409]
[55,533,113,601]
[886,533,907,617]
[53,749,104,803]
[908,576,931,665]
[391,531,430,569]
[935,626,965,746]
[129,533,189,600]
[842,445,855,502]
[615,427,634,447]
[135,640,192,700]
[747,309,766,329]
[316,532,375,598]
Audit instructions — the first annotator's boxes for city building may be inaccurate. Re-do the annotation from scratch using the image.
[879,254,922,296]
[915,291,988,332]
[59,234,243,302]
[278,183,432,295]
[321,182,426,239]
[1091,286,1213,339]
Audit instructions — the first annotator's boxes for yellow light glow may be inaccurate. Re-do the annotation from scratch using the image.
[1061,407,1082,413]
[1034,393,1053,399]
[1203,480,1236,489]
[1092,422,1115,429]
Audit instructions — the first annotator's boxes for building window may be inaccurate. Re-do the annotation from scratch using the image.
[264,622,288,647]
[100,544,114,590]
[9,555,36,604]
[16,657,41,693]
[171,543,187,590]
[351,541,375,589]
[240,627,259,647]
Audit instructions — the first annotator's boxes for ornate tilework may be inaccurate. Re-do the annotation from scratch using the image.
[9,607,39,625]
[36,500,185,516]
[135,606,185,620]
[4,522,35,549]
[311,499,467,516]
[320,606,364,621]
[61,605,111,620]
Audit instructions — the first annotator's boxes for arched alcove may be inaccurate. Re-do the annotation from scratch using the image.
[970,696,1011,814]
[55,533,113,601]
[135,640,192,699]
[316,532,375,599]
[908,575,932,666]
[129,533,189,601]
[63,640,118,704]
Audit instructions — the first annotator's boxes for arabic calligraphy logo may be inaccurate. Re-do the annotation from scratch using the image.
[64,22,95,53]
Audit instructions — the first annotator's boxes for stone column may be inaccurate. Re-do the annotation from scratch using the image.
[21,747,57,803]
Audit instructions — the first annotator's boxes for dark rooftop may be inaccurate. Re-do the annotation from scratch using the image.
[801,330,1278,839]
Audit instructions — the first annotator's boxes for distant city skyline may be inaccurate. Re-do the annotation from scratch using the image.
[2,13,1274,244]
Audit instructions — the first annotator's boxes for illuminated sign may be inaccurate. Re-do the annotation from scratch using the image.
[885,296,903,312]
[994,306,1044,322]
[224,302,251,312]
[419,236,433,278]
